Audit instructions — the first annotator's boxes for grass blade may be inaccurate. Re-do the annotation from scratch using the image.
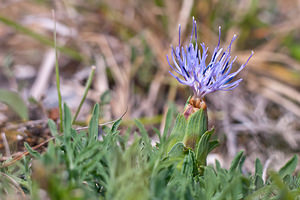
[72,66,96,124]
[52,11,63,132]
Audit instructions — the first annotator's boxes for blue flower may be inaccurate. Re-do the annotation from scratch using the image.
[167,18,253,98]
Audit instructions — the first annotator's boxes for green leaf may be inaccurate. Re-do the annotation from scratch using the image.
[0,89,28,120]
[62,103,74,169]
[24,142,41,159]
[254,158,264,189]
[79,151,104,179]
[215,159,221,172]
[204,166,217,198]
[75,144,102,165]
[254,175,264,190]
[214,175,245,200]
[111,118,122,134]
[162,107,174,142]
[88,104,99,143]
[167,114,187,152]
[48,119,58,137]
[255,158,263,177]
[168,142,186,158]
[63,103,72,140]
[182,150,197,177]
[269,172,296,200]
[45,141,56,161]
[195,129,214,167]
[152,127,161,142]
[183,109,207,149]
[279,155,298,178]
[229,151,245,173]
[134,119,151,150]
[208,140,219,154]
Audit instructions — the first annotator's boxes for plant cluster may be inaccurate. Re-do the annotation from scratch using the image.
[1,19,299,200]
[1,103,299,199]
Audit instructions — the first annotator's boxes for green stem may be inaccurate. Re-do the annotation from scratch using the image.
[72,66,96,124]
[53,11,63,132]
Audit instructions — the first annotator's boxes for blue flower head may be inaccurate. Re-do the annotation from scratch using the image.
[167,18,254,99]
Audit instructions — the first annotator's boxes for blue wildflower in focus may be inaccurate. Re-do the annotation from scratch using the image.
[167,18,254,98]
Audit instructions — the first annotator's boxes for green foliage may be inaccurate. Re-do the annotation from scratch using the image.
[24,142,41,159]
[253,158,264,190]
[196,129,218,170]
[279,155,298,179]
[0,104,299,199]
[0,88,28,120]
[167,114,187,152]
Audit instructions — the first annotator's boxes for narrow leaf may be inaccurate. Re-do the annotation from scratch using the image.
[0,89,28,120]
[168,142,186,158]
[204,166,217,198]
[88,104,99,143]
[195,129,214,167]
[24,142,41,159]
[167,114,186,152]
[207,140,219,153]
[255,158,263,177]
[63,103,72,139]
[229,151,244,173]
[48,119,58,137]
[111,118,122,134]
[279,155,298,178]
[162,107,174,141]
[134,119,151,149]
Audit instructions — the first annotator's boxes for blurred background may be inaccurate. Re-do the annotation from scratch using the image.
[0,0,300,171]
